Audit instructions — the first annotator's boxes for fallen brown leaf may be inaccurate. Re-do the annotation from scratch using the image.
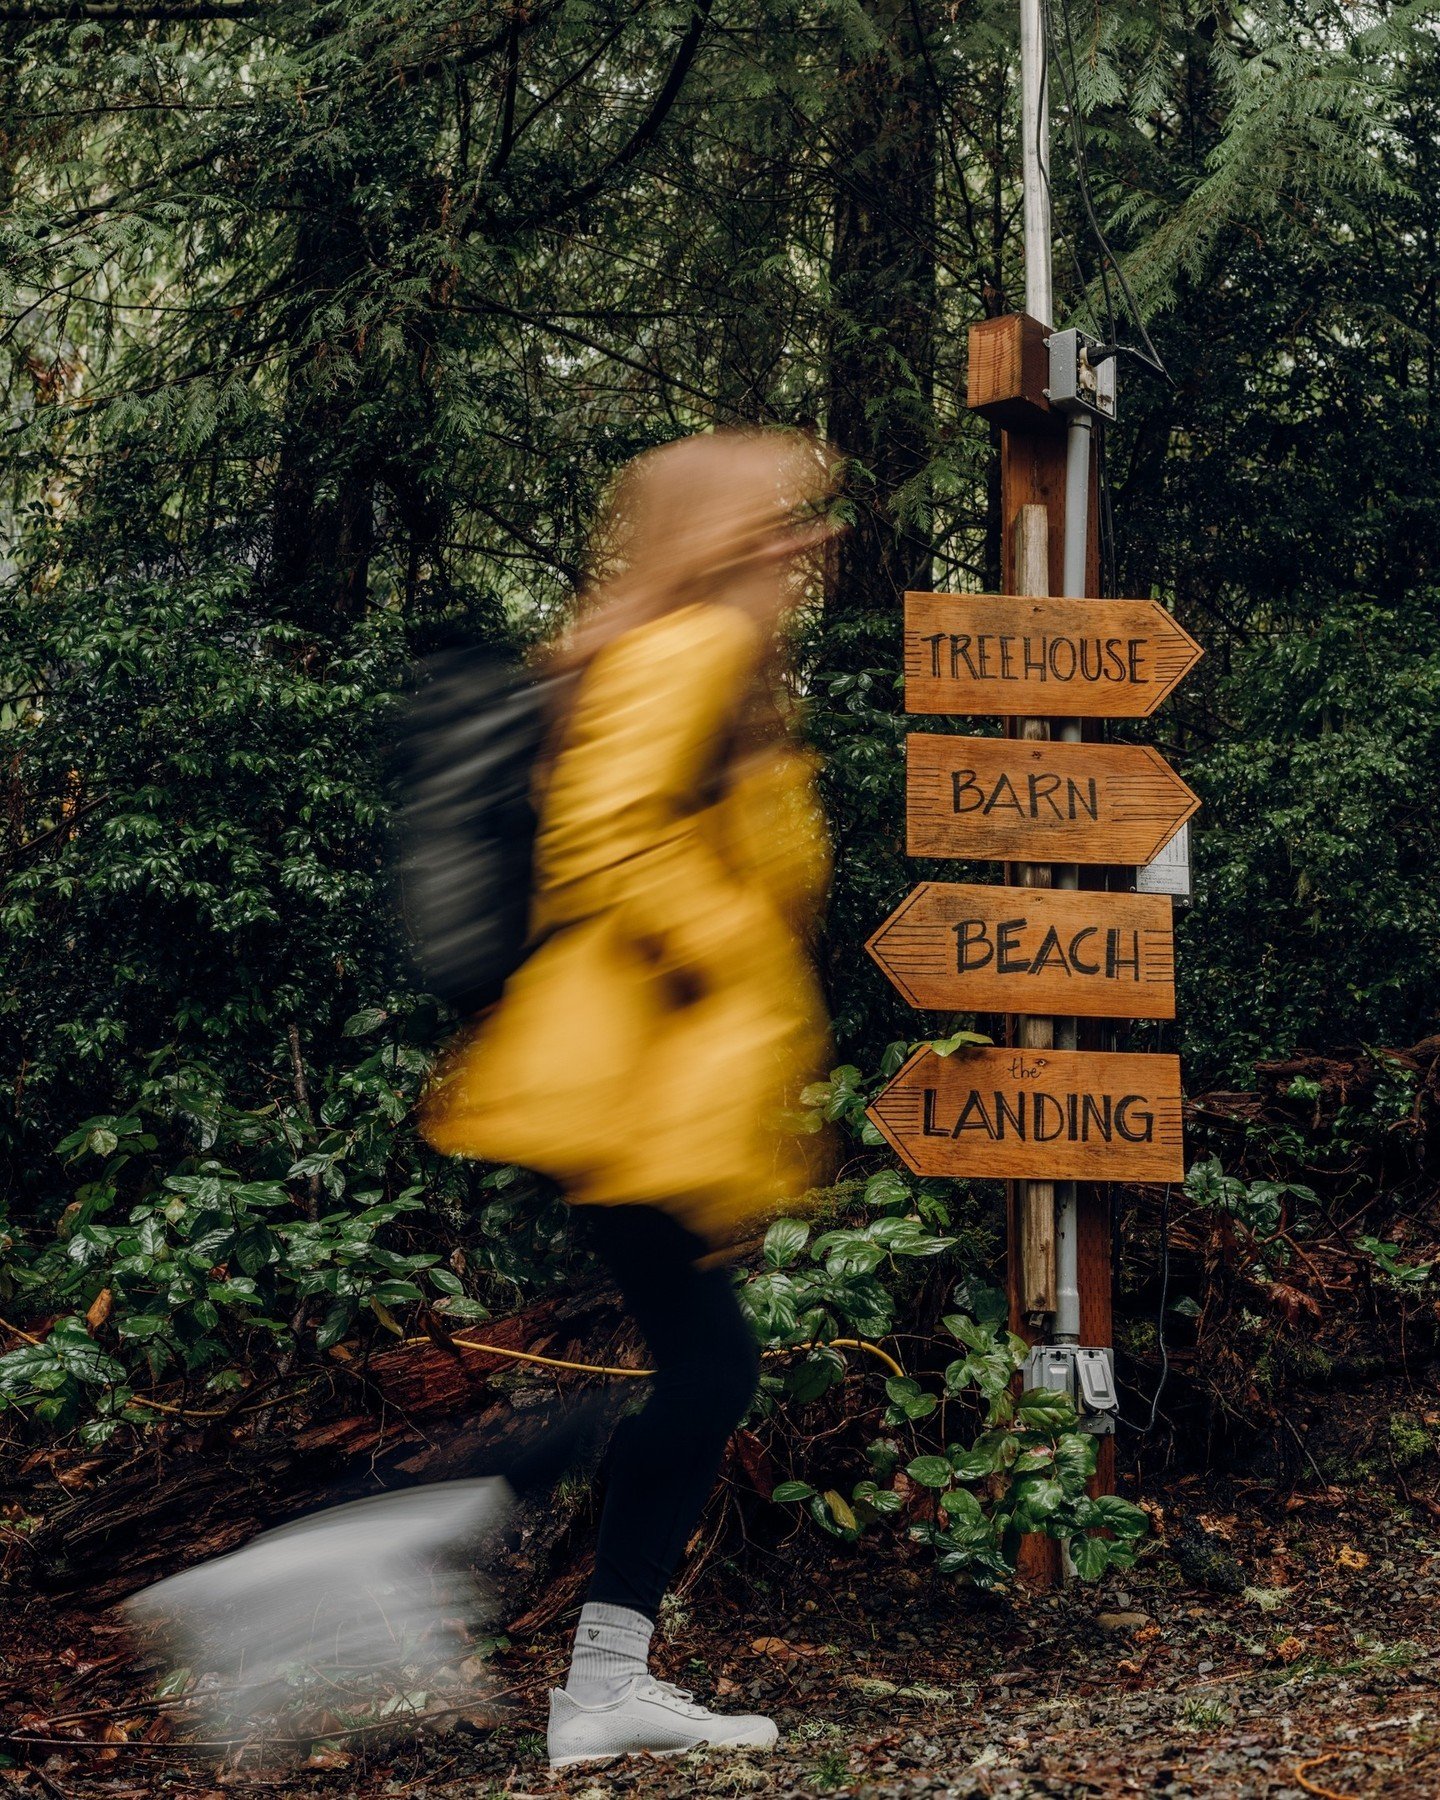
[95,1719,128,1765]
[1270,1282,1323,1326]
[750,1636,829,1660]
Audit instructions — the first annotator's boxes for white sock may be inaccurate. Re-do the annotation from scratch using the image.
[564,1601,653,1704]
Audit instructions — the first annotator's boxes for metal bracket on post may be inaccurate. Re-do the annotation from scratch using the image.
[1137,819,1193,902]
[1023,1344,1119,1436]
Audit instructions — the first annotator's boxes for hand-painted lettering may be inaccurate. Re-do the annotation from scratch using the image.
[949,769,1100,821]
[1114,1095,1155,1141]
[919,631,1156,686]
[918,1085,1162,1145]
[996,918,1028,974]
[949,916,1141,982]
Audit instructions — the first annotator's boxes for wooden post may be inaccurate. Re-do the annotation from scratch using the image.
[1012,504,1056,1317]
[873,314,1199,1587]
[969,312,1104,1586]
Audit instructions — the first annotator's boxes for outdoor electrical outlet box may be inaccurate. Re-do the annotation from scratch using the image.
[1024,1345,1075,1398]
[1046,326,1118,423]
[1075,1349,1118,1434]
[1023,1344,1119,1436]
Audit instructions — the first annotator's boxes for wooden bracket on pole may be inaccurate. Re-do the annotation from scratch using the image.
[967,314,1060,429]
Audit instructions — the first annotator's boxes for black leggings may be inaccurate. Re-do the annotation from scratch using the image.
[578,1205,760,1620]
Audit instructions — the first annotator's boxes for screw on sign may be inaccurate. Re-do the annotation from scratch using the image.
[866,1045,1185,1184]
[903,591,1203,719]
[905,734,1200,867]
[866,882,1176,1019]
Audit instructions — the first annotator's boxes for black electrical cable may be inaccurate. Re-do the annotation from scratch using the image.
[1040,0,1170,384]
[1042,0,1117,349]
[1144,1181,1173,1434]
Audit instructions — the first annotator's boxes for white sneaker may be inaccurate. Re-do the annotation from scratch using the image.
[547,1675,779,1768]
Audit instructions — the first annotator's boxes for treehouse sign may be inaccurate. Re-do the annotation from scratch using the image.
[906,734,1200,867]
[866,883,1176,1018]
[867,1046,1185,1184]
[904,591,1203,719]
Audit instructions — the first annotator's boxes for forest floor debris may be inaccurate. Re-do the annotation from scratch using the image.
[4,1480,1439,1798]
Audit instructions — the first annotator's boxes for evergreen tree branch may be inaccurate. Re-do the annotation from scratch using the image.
[0,1,265,18]
[489,0,715,237]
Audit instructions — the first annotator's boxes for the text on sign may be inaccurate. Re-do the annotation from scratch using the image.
[866,884,1175,1017]
[906,735,1200,867]
[866,1046,1185,1183]
[903,592,1203,719]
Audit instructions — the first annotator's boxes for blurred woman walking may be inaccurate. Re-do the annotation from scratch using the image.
[123,430,835,1773]
[424,428,835,1768]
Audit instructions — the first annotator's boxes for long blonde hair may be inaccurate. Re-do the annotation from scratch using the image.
[548,428,836,680]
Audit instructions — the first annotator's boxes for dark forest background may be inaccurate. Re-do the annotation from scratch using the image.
[3,1,1440,1448]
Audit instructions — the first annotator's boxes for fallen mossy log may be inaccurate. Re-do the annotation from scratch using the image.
[1187,1035,1440,1156]
[20,1286,635,1607]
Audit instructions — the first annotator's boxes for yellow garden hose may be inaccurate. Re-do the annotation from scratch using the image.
[427,1331,906,1381]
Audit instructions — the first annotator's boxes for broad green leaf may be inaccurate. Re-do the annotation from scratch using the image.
[1015,1387,1077,1430]
[940,1487,985,1525]
[863,1169,910,1209]
[948,1444,999,1480]
[1088,1494,1151,1542]
[1069,1534,1114,1580]
[823,1489,858,1531]
[763,1218,809,1270]
[927,1029,992,1057]
[771,1480,815,1503]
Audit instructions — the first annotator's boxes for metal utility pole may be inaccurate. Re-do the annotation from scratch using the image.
[1010,1,1120,1571]
[1019,0,1052,329]
[1017,0,1090,1355]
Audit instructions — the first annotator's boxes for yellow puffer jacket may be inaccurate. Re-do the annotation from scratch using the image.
[421,601,833,1246]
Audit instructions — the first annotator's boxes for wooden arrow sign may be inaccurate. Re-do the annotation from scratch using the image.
[907,734,1200,866]
[867,1045,1185,1182]
[904,590,1203,718]
[866,883,1176,1018]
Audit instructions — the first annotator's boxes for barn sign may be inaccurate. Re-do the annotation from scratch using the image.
[905,734,1200,867]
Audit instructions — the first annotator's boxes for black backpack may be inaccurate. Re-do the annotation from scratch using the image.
[390,644,567,1017]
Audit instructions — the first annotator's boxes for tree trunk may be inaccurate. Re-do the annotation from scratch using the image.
[822,0,937,669]
[817,0,938,1048]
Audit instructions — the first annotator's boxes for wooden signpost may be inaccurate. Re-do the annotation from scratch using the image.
[866,1046,1185,1184]
[857,2,1204,1581]
[866,883,1176,1018]
[904,591,1202,718]
[906,735,1200,866]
